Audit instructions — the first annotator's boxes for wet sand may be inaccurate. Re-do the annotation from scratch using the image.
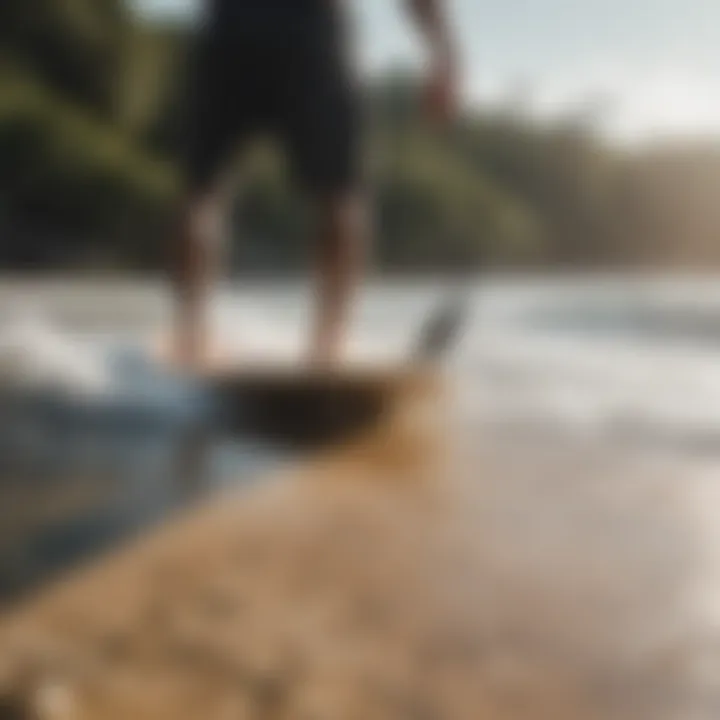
[1,371,720,719]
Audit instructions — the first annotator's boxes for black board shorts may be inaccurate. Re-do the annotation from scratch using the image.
[183,6,361,195]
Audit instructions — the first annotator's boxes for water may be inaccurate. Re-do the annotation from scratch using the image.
[210,276,720,454]
[5,276,720,447]
[0,313,291,602]
[3,275,720,602]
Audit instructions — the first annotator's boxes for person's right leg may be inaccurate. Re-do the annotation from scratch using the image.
[309,189,368,365]
[168,26,242,369]
[169,184,227,368]
[283,8,366,366]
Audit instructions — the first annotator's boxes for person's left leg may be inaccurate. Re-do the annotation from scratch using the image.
[168,25,252,369]
[282,25,366,365]
[169,180,230,368]
[309,187,368,365]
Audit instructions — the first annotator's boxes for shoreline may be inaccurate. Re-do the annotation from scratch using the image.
[1,368,718,719]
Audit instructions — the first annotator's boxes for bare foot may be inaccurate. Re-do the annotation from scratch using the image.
[308,337,343,371]
[154,333,233,374]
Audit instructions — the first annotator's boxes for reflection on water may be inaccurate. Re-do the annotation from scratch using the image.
[7,277,720,601]
[0,343,288,605]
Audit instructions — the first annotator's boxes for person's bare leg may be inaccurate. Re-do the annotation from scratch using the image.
[170,188,225,369]
[310,190,367,366]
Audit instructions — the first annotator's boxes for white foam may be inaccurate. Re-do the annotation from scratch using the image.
[0,313,111,396]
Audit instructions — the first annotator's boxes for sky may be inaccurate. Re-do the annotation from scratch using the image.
[134,0,720,144]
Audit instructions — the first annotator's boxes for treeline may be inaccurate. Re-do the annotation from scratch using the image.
[1,0,719,272]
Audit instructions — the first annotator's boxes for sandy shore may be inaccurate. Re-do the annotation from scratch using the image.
[1,372,720,719]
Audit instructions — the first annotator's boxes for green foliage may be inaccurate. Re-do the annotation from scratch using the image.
[0,61,178,267]
[2,4,716,271]
[0,0,131,119]
[372,126,541,268]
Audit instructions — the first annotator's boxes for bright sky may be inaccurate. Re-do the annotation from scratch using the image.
[134,0,720,144]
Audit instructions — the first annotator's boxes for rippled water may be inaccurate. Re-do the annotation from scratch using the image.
[5,275,720,446]
[3,275,720,601]
[0,306,292,602]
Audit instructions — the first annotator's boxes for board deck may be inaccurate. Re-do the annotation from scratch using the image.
[154,294,465,447]
[205,363,439,449]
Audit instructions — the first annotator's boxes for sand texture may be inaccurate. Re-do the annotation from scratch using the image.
[1,372,719,719]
